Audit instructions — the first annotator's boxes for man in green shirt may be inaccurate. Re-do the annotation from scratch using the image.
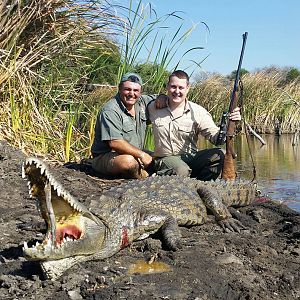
[91,73,157,179]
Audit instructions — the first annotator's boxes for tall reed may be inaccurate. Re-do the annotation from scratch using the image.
[117,0,205,93]
[0,0,122,161]
[190,70,300,134]
[1,0,205,162]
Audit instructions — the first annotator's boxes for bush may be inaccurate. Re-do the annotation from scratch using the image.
[285,68,300,84]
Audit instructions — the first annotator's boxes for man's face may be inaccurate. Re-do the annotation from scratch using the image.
[119,81,142,109]
[167,76,190,105]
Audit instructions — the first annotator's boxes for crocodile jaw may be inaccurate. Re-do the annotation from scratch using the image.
[41,255,88,280]
[22,157,106,261]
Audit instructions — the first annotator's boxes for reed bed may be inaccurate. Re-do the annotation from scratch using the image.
[190,71,300,134]
[1,1,299,163]
[0,0,203,162]
[0,0,122,161]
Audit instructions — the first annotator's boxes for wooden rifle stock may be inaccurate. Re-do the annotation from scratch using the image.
[221,32,248,180]
[221,90,239,180]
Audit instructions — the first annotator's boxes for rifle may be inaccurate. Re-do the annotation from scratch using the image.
[220,32,248,180]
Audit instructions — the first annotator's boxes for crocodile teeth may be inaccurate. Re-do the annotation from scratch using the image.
[56,186,62,197]
[65,194,71,203]
[71,202,78,210]
[23,241,28,249]
[29,187,34,197]
[21,163,26,178]
[40,165,46,175]
[49,177,56,188]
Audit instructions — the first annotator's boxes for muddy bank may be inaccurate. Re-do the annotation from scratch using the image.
[0,140,299,300]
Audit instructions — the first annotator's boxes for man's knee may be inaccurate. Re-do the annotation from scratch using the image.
[91,153,142,179]
[114,155,141,178]
[155,157,191,177]
[191,148,224,181]
[118,154,139,169]
[210,149,225,165]
[173,164,191,176]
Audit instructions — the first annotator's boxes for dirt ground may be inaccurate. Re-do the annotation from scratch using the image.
[0,140,299,300]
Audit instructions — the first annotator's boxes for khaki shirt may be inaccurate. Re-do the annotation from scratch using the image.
[91,93,156,156]
[148,100,220,157]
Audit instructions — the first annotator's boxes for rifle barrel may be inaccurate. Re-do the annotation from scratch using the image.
[222,32,248,180]
[229,32,248,113]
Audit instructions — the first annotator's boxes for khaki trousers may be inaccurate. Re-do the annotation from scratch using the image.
[154,148,225,181]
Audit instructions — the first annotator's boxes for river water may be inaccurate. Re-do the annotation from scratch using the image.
[200,134,300,212]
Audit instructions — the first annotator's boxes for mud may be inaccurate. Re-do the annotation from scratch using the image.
[0,140,299,300]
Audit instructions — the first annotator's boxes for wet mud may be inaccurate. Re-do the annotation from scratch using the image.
[0,140,299,300]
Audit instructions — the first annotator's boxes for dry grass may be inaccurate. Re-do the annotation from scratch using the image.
[0,0,122,161]
[1,1,299,163]
[190,71,300,134]
[1,0,205,162]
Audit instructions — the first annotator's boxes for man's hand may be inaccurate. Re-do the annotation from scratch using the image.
[229,107,241,121]
[138,151,153,169]
[155,94,168,109]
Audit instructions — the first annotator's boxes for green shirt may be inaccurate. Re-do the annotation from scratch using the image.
[91,93,156,155]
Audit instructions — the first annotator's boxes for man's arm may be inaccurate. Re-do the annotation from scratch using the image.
[142,94,168,108]
[108,140,152,167]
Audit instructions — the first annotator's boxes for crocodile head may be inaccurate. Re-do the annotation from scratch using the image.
[22,157,107,279]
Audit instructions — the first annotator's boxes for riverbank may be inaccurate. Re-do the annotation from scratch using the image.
[0,140,299,299]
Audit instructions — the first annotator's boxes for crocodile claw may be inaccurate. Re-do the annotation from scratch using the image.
[218,218,247,233]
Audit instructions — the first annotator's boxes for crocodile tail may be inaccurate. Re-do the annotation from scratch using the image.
[220,181,257,207]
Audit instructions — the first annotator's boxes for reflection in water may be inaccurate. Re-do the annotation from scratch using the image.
[199,134,300,212]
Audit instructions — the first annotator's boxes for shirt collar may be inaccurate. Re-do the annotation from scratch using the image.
[167,99,190,113]
[116,93,141,116]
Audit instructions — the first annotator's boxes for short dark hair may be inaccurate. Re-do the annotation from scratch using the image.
[168,70,190,85]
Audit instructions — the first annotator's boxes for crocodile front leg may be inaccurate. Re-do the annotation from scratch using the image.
[133,209,182,251]
[160,215,182,250]
[196,185,245,232]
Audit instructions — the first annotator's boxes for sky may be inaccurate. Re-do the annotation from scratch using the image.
[125,0,300,76]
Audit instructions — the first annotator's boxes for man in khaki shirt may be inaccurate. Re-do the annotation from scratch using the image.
[148,70,241,181]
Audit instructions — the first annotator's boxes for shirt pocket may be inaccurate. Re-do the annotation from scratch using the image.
[154,118,169,127]
[140,110,147,123]
[152,118,170,147]
[123,121,135,133]
[176,121,194,140]
[178,121,194,133]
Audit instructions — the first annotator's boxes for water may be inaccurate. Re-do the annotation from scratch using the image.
[128,259,172,275]
[201,134,300,212]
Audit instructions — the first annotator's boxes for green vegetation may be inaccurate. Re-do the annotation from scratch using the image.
[0,0,123,161]
[1,1,299,163]
[228,68,249,81]
[285,67,300,84]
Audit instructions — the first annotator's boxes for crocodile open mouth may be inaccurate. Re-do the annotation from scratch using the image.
[22,157,104,260]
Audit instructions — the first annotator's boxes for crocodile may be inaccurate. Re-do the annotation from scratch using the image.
[22,157,258,280]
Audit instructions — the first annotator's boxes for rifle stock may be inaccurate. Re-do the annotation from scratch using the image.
[221,32,248,180]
